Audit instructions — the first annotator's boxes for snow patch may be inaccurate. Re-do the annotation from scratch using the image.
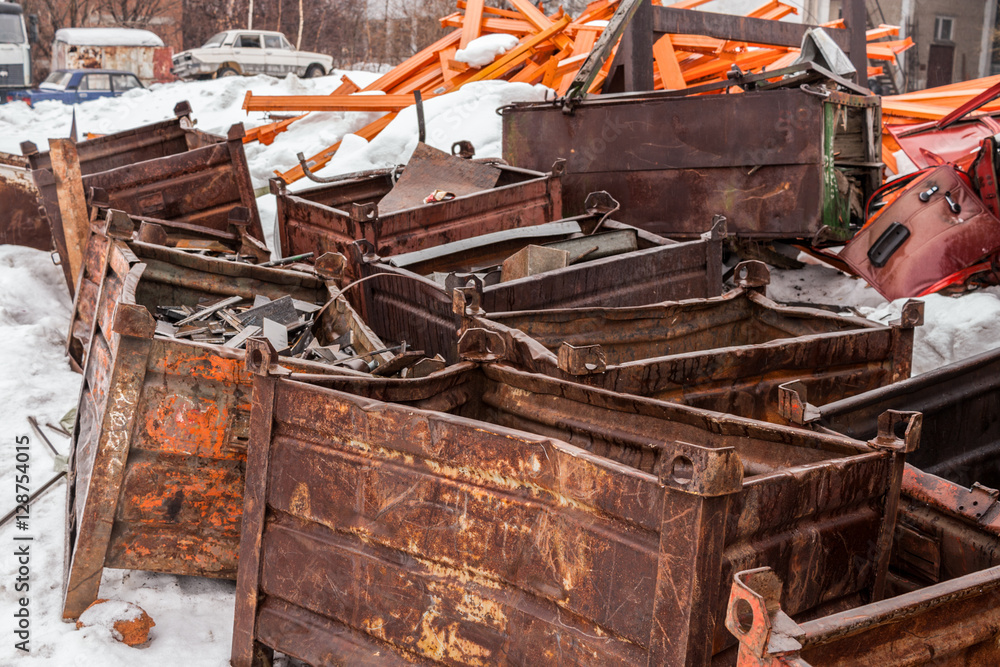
[455,34,519,68]
[308,81,551,185]
[54,28,164,47]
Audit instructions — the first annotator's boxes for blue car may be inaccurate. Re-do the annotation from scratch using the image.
[6,68,144,105]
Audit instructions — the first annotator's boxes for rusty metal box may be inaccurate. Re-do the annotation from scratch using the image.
[232,349,915,666]
[273,160,564,262]
[342,214,724,364]
[779,347,1000,591]
[457,261,919,424]
[502,86,881,243]
[63,225,383,620]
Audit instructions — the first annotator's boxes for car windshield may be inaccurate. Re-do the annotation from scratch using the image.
[39,71,73,90]
[0,14,25,44]
[201,32,227,48]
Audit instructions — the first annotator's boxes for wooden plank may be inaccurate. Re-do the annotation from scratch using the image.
[460,0,485,48]
[49,139,90,289]
[653,6,852,52]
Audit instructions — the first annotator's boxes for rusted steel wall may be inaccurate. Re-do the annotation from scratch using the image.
[0,153,50,250]
[458,263,919,424]
[779,348,1000,591]
[232,354,915,666]
[345,219,724,364]
[727,564,1000,666]
[273,162,564,262]
[24,111,228,288]
[502,88,880,242]
[63,237,379,620]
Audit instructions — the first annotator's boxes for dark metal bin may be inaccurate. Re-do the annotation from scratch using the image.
[232,345,916,666]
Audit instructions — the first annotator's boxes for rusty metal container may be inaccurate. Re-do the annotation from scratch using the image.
[726,564,1000,666]
[0,151,50,250]
[232,346,917,666]
[26,108,261,291]
[341,211,724,364]
[52,28,175,84]
[63,217,385,620]
[779,347,1000,591]
[457,261,919,424]
[502,79,881,243]
[272,157,564,262]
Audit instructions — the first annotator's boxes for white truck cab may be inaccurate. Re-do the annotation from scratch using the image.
[0,3,37,101]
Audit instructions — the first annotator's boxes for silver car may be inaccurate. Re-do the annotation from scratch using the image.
[171,30,333,80]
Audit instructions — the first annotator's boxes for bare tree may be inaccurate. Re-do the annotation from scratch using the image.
[101,0,179,28]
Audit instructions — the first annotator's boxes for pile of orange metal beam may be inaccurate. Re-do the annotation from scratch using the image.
[243,0,912,185]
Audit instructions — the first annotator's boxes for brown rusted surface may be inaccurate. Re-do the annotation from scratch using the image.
[726,564,1000,666]
[345,216,724,364]
[457,263,919,424]
[25,112,265,291]
[0,153,51,250]
[779,347,1000,592]
[63,237,381,620]
[502,86,881,242]
[232,354,915,666]
[273,160,564,263]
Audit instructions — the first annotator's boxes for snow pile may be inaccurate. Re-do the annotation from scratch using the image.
[770,262,1000,375]
[54,28,165,47]
[455,34,519,68]
[309,80,551,184]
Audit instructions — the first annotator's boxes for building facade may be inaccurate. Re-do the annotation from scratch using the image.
[804,0,1000,91]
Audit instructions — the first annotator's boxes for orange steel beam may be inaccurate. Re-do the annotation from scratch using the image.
[460,0,485,48]
[441,14,533,35]
[243,92,419,113]
[360,29,461,93]
[457,0,525,20]
[507,0,574,51]
[653,34,687,89]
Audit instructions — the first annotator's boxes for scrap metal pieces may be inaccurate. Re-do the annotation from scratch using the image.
[232,348,914,666]
[840,165,1000,300]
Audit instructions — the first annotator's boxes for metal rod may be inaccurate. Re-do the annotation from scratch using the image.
[259,252,314,267]
[27,416,61,459]
[46,422,71,438]
[0,472,66,528]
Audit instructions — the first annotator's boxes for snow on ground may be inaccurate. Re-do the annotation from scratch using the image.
[0,66,998,665]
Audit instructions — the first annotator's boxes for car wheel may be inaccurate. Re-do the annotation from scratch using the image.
[305,64,325,78]
[217,67,240,78]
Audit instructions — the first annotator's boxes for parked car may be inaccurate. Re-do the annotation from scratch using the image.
[6,68,143,105]
[171,30,333,80]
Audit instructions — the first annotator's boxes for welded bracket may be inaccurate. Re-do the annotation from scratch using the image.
[457,328,506,362]
[557,343,607,375]
[777,380,819,425]
[725,568,805,662]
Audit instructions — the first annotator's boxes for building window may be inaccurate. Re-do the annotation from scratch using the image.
[934,16,954,42]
